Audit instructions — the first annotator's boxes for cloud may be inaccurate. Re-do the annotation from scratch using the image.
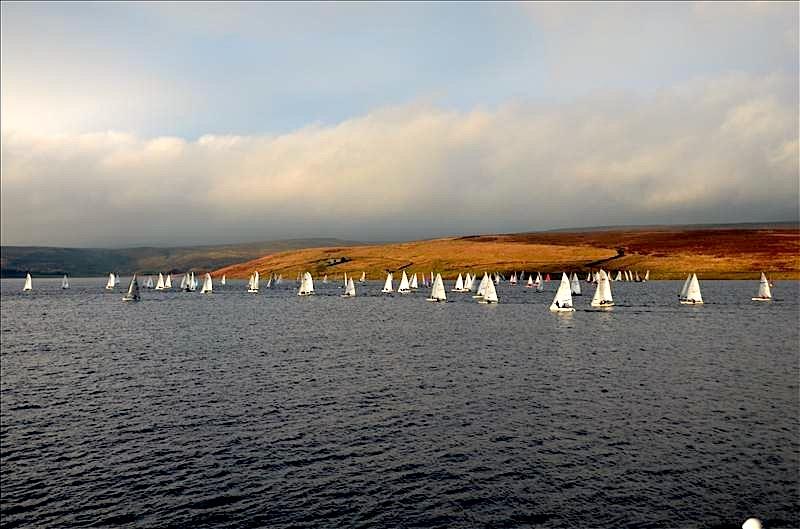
[1,73,798,247]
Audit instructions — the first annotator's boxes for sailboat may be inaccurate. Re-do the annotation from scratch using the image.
[410,273,419,289]
[248,271,260,293]
[381,273,394,293]
[115,273,120,286]
[549,273,575,312]
[265,277,273,288]
[634,271,642,282]
[509,272,518,285]
[614,270,622,281]
[478,275,499,304]
[298,272,314,296]
[679,273,703,304]
[464,273,474,292]
[201,273,213,294]
[23,273,32,291]
[190,272,198,291]
[535,272,544,292]
[397,271,411,293]
[359,272,366,283]
[570,273,582,296]
[525,275,534,288]
[165,274,172,289]
[643,270,649,282]
[155,273,165,290]
[61,274,69,289]
[544,273,551,282]
[452,273,467,292]
[221,275,226,286]
[426,273,447,302]
[342,276,356,298]
[591,270,614,308]
[474,272,489,298]
[122,274,141,301]
[105,273,116,290]
[752,272,772,301]
[342,273,348,289]
[180,273,189,291]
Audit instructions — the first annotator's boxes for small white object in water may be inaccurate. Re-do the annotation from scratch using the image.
[742,518,763,529]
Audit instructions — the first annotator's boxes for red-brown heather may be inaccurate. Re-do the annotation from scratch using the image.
[214,227,800,281]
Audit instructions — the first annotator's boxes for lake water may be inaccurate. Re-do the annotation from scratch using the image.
[1,277,798,529]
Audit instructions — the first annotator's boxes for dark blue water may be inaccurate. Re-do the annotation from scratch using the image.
[2,278,798,529]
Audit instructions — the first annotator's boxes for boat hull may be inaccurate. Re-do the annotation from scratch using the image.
[751,297,772,301]
[680,300,703,305]
[549,306,575,312]
[425,298,446,302]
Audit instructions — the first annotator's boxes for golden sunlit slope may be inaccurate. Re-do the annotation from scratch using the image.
[213,227,800,281]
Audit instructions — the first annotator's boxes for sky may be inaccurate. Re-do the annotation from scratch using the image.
[1,1,798,247]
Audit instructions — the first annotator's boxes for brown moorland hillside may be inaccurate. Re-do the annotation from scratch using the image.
[214,227,800,281]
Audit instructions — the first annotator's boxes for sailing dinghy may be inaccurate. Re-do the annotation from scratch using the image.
[359,272,366,283]
[155,273,165,290]
[426,273,447,302]
[570,273,582,296]
[752,272,772,301]
[381,273,394,293]
[410,273,419,289]
[105,273,116,290]
[165,274,172,289]
[248,271,260,293]
[61,274,69,289]
[122,275,141,301]
[590,270,614,308]
[549,273,575,312]
[342,277,356,298]
[398,271,411,293]
[298,272,315,296]
[23,273,32,291]
[201,273,213,294]
[478,275,499,304]
[679,273,703,304]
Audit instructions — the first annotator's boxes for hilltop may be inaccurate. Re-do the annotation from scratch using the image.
[214,225,800,281]
[0,238,362,277]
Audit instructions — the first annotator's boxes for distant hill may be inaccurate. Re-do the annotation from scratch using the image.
[215,225,800,281]
[0,238,362,277]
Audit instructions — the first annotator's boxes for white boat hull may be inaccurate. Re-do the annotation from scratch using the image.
[591,302,615,308]
[549,306,575,312]
[426,298,446,302]
[680,300,703,305]
[751,297,772,301]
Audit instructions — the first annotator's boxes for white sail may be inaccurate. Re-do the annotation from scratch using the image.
[585,272,591,282]
[526,275,534,288]
[105,273,115,290]
[298,271,315,295]
[509,272,517,285]
[155,273,165,290]
[266,278,273,288]
[382,273,394,293]
[221,275,226,286]
[452,273,464,292]
[591,269,614,307]
[23,273,32,291]
[248,271,260,292]
[464,273,474,291]
[343,277,356,297]
[635,271,641,282]
[614,271,622,281]
[200,273,212,293]
[753,272,772,300]
[410,273,418,289]
[115,273,120,285]
[679,274,691,299]
[165,274,172,289]
[570,273,582,296]
[535,272,544,292]
[61,274,69,289]
[180,273,188,290]
[473,272,488,298]
[644,270,649,281]
[681,273,703,304]
[398,270,411,293]
[426,273,447,302]
[549,273,575,312]
[343,273,348,289]
[122,274,140,301]
[359,271,366,283]
[479,275,499,303]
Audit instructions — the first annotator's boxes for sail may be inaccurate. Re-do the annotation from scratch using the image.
[427,273,447,301]
[248,271,259,292]
[526,275,534,288]
[549,273,574,311]
[165,274,172,289]
[221,275,226,286]
[123,274,140,301]
[570,273,582,295]
[453,273,464,291]
[398,271,411,292]
[382,273,394,293]
[106,273,115,289]
[475,273,489,297]
[115,273,120,285]
[464,273,473,291]
[359,272,366,283]
[61,274,69,289]
[679,274,691,299]
[756,272,772,299]
[189,272,197,291]
[410,273,418,289]
[509,272,517,285]
[343,273,348,288]
[644,270,649,281]
[614,271,622,281]
[253,271,259,290]
[535,272,544,292]
[155,273,164,290]
[23,273,32,291]
[591,270,614,307]
[247,274,254,290]
[684,273,703,303]
[266,278,272,288]
[200,273,212,293]
[299,271,314,295]
[180,273,188,290]
[344,277,356,297]
[635,271,641,282]
[481,275,499,303]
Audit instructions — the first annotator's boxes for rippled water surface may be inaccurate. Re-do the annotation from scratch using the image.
[2,277,798,529]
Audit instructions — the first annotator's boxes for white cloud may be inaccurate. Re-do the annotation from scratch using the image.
[1,73,797,246]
